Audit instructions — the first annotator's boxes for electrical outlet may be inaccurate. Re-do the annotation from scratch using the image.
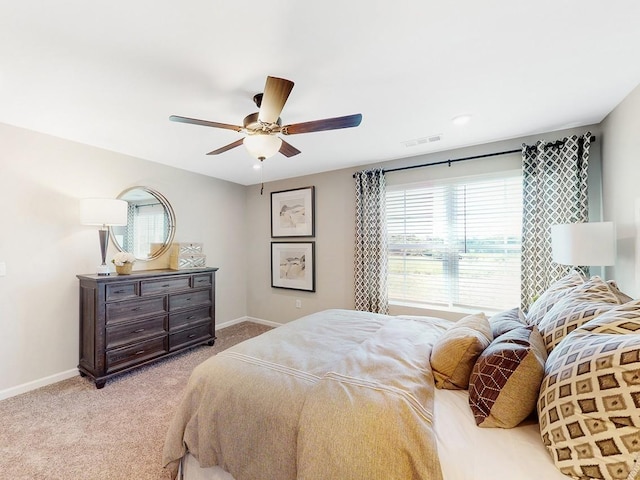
[295,299,302,309]
[0,261,5,276]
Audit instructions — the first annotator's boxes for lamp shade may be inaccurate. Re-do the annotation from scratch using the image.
[551,222,616,266]
[80,198,128,226]
[243,134,282,160]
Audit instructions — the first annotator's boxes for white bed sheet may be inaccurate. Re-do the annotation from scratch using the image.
[433,389,566,480]
[179,387,566,480]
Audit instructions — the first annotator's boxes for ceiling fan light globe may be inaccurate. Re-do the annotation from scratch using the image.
[243,134,282,160]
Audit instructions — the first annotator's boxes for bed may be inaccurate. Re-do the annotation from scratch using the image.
[163,273,640,480]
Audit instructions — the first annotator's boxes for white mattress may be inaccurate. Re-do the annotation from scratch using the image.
[179,387,566,480]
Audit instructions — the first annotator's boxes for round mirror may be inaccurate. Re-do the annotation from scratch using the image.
[110,187,176,261]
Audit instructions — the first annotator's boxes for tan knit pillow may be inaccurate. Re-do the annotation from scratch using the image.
[538,301,640,480]
[430,313,492,390]
[469,326,547,428]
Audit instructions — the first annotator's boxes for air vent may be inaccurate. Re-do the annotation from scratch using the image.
[402,134,442,148]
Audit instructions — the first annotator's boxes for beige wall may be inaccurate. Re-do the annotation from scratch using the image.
[0,122,248,395]
[601,83,640,296]
[246,125,601,324]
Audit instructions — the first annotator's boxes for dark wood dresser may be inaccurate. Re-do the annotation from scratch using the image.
[77,267,217,388]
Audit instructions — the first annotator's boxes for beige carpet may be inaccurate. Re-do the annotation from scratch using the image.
[0,321,272,480]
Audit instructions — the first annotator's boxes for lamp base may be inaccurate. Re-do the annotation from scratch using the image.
[97,264,111,276]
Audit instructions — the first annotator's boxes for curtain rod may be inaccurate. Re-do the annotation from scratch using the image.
[353,135,596,177]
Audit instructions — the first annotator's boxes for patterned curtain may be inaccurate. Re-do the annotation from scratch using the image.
[354,169,389,314]
[124,204,135,253]
[520,132,592,311]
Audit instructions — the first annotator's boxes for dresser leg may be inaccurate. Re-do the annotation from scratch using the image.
[95,379,107,389]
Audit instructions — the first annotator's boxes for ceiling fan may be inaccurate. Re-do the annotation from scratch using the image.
[169,76,362,161]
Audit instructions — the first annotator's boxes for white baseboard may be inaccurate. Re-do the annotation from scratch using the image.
[0,317,281,402]
[0,368,78,402]
[216,315,282,330]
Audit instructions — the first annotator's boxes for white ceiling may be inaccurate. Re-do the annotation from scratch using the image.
[2,1,640,186]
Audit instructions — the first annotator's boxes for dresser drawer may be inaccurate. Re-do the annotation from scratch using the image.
[106,297,167,324]
[106,336,168,373]
[169,289,211,311]
[192,273,213,288]
[105,282,138,301]
[106,315,167,349]
[140,276,190,296]
[169,323,212,351]
[169,307,211,332]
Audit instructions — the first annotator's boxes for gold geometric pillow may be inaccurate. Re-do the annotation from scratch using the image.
[526,270,585,326]
[538,308,640,480]
[537,276,621,353]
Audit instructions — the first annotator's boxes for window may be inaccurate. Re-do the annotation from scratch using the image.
[386,171,522,311]
[133,203,168,257]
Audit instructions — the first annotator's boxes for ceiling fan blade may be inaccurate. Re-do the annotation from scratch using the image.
[279,139,301,158]
[206,138,245,155]
[282,113,362,135]
[170,115,243,132]
[258,76,294,124]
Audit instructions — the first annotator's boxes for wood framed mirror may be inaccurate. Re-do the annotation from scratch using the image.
[109,186,176,261]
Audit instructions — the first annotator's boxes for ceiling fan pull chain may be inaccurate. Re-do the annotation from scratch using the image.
[260,160,265,195]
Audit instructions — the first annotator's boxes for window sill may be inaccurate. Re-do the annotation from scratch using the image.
[389,300,502,320]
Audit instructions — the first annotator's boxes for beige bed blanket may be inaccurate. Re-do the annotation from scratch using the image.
[163,309,450,480]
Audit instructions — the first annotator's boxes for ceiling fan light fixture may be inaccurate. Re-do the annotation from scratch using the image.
[243,134,282,160]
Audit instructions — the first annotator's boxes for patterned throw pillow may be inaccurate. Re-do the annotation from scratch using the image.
[526,270,585,326]
[537,276,621,353]
[606,281,634,305]
[489,308,526,339]
[430,313,492,390]
[469,326,547,428]
[537,303,640,480]
[580,300,640,334]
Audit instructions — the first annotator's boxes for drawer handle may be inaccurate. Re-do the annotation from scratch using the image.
[185,297,192,301]
[186,315,195,320]
[188,334,196,339]
[197,279,207,283]
[135,350,146,355]
[133,328,145,333]
[114,289,125,294]
[162,284,171,288]
[131,307,141,311]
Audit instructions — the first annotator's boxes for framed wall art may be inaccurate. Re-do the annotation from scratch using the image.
[271,186,315,237]
[271,241,315,292]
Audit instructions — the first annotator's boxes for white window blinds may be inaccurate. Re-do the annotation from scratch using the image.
[386,172,522,311]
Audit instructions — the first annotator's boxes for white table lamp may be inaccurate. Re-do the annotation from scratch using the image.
[80,198,128,275]
[550,222,616,268]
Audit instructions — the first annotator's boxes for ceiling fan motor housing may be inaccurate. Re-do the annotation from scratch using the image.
[243,112,281,133]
